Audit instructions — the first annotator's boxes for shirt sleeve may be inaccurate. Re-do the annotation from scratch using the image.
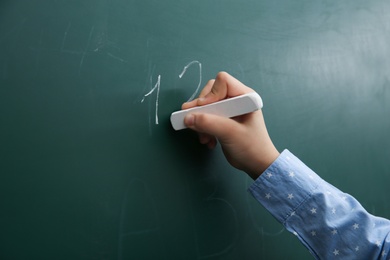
[248,149,390,259]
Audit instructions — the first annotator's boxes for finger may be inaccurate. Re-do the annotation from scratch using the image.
[206,138,217,149]
[197,132,217,149]
[198,133,212,145]
[181,98,198,109]
[198,79,215,98]
[184,113,241,142]
[199,134,217,149]
[181,79,215,109]
[198,71,254,106]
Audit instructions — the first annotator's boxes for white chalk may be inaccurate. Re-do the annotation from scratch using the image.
[170,92,263,130]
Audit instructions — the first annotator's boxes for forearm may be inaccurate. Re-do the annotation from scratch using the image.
[249,150,390,259]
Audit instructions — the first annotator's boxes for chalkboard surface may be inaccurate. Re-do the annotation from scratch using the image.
[1,0,390,259]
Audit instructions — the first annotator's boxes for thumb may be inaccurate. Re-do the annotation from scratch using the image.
[184,113,239,141]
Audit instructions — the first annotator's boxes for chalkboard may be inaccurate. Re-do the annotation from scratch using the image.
[1,0,390,259]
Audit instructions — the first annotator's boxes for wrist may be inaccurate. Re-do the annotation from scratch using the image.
[246,146,280,180]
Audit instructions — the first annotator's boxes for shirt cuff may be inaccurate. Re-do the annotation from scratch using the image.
[248,149,323,225]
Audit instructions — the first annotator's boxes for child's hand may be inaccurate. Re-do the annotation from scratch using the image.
[182,72,280,179]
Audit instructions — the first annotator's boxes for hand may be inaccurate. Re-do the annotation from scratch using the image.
[182,72,279,179]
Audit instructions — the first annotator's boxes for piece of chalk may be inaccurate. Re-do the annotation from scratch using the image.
[170,92,263,130]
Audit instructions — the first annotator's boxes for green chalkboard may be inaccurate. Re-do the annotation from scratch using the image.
[1,0,390,259]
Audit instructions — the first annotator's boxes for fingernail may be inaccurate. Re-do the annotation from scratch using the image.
[184,114,195,127]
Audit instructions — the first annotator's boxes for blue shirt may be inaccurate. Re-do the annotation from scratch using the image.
[248,150,390,259]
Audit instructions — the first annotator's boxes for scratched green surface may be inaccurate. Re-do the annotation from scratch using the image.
[1,0,390,259]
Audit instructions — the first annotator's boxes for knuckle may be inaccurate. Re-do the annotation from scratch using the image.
[216,71,229,81]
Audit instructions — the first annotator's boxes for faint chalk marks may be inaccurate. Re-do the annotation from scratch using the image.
[28,22,97,75]
[78,26,95,75]
[59,23,97,74]
[60,49,83,55]
[61,20,120,55]
[196,197,239,259]
[61,21,72,52]
[59,21,89,56]
[107,52,128,63]
[117,179,162,260]
[191,175,239,259]
[26,21,127,76]
[260,226,285,237]
[179,60,202,102]
[93,28,120,53]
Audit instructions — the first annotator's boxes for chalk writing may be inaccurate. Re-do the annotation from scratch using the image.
[179,60,203,102]
[141,75,161,125]
[140,60,203,126]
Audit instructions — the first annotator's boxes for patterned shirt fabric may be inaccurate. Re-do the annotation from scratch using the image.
[248,150,390,259]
